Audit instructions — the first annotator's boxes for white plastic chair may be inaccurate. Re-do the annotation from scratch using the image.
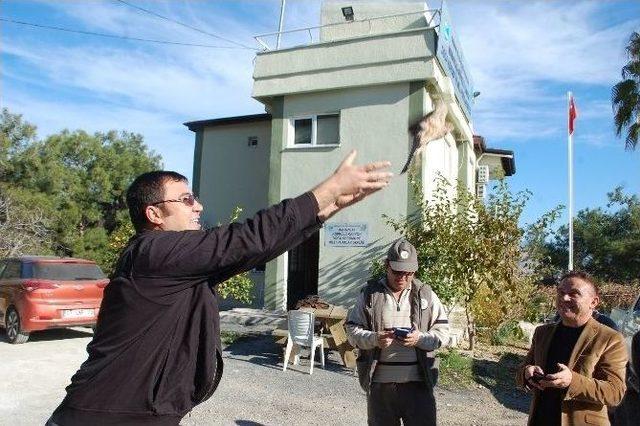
[282,310,325,374]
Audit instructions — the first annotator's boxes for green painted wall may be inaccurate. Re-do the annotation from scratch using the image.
[192,130,203,196]
[264,97,287,310]
[274,83,413,307]
[197,120,272,308]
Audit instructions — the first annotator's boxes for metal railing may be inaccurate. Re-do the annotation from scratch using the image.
[255,9,441,51]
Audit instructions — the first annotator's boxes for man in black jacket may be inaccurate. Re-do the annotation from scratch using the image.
[47,150,391,425]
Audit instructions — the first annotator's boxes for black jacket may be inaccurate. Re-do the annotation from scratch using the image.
[51,193,321,425]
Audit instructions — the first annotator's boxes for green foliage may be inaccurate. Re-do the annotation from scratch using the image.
[521,205,564,280]
[612,31,640,150]
[0,109,161,269]
[522,285,556,323]
[104,220,136,276]
[369,259,385,280]
[382,174,552,349]
[215,206,255,304]
[488,321,526,346]
[220,331,242,346]
[0,108,37,181]
[436,346,529,393]
[437,349,475,389]
[217,273,254,304]
[539,186,640,282]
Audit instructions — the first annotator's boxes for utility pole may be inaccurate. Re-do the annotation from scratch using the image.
[276,0,286,49]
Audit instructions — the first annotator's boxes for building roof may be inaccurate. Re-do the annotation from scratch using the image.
[184,114,271,132]
[473,135,516,176]
[483,148,516,176]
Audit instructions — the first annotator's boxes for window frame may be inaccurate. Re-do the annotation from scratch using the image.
[287,113,340,148]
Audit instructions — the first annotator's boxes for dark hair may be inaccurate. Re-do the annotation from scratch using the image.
[126,171,188,232]
[559,270,599,296]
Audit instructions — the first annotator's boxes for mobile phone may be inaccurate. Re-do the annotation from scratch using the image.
[393,327,413,338]
[530,372,545,383]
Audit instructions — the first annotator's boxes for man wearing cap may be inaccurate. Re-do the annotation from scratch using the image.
[346,239,449,426]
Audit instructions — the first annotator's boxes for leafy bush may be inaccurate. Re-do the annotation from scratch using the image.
[104,220,135,276]
[382,174,555,349]
[217,272,254,304]
[488,321,526,346]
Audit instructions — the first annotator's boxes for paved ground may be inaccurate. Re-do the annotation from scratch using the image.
[0,323,529,425]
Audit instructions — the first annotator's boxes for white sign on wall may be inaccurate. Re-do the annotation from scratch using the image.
[325,223,369,247]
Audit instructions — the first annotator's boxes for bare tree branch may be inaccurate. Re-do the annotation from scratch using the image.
[0,193,52,257]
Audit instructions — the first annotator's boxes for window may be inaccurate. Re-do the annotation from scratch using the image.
[290,113,340,147]
[317,114,339,145]
[2,261,21,279]
[33,263,106,280]
[293,119,312,145]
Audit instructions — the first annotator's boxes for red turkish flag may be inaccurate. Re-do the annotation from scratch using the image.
[569,95,578,135]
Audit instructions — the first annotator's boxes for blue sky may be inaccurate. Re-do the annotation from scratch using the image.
[1,0,639,227]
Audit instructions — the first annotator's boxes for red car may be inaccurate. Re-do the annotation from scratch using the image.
[0,256,108,344]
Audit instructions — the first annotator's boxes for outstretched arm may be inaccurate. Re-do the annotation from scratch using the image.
[312,150,392,221]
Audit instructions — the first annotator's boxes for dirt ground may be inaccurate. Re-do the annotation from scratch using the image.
[0,328,530,425]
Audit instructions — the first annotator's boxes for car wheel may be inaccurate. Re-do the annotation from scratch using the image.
[5,307,29,344]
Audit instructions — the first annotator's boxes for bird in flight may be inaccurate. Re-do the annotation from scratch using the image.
[401,100,453,174]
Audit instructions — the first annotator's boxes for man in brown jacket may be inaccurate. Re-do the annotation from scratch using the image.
[516,271,628,426]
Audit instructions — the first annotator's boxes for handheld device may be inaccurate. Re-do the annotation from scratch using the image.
[393,327,413,338]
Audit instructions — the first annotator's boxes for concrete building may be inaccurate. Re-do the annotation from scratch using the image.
[185,1,515,311]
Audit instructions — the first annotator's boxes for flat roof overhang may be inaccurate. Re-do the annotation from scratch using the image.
[184,114,271,132]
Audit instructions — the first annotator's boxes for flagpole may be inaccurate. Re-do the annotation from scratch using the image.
[568,91,574,271]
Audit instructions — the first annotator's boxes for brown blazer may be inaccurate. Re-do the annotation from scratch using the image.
[516,318,628,426]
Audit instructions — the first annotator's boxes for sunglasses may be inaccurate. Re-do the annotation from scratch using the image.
[151,194,198,207]
[389,268,415,277]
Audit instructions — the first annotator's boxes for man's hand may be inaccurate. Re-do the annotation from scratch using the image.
[524,365,545,391]
[314,150,392,221]
[377,331,395,349]
[398,330,420,347]
[540,363,572,389]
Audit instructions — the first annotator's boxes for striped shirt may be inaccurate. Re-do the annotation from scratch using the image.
[375,283,421,382]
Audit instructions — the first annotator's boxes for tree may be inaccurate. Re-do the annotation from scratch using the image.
[542,186,640,282]
[1,109,162,270]
[0,191,51,257]
[612,31,640,150]
[0,108,37,180]
[382,175,546,350]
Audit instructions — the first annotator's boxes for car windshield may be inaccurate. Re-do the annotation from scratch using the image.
[33,263,106,280]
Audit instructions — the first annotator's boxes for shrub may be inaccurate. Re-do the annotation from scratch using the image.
[382,175,555,349]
